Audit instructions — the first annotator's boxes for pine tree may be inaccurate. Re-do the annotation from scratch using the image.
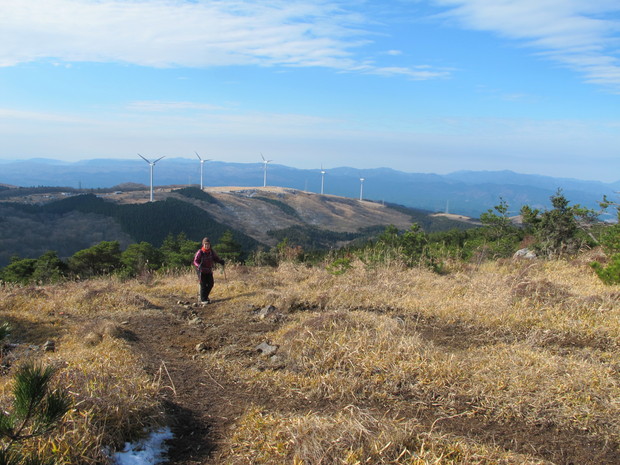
[215,231,243,262]
[0,362,70,465]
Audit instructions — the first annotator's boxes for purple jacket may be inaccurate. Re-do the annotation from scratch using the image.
[193,247,224,273]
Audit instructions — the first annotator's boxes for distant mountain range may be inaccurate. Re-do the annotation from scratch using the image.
[1,158,618,218]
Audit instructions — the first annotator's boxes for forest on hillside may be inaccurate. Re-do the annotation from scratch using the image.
[0,191,258,267]
[0,186,475,268]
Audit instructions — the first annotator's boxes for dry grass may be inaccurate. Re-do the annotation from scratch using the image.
[221,405,551,465]
[0,278,165,464]
[0,255,618,464]
[211,259,620,464]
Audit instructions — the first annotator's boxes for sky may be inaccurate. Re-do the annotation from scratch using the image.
[0,0,619,182]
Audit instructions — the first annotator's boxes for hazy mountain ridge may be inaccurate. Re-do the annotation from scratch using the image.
[0,158,616,217]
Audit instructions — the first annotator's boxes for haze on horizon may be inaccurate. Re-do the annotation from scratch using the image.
[0,1,619,183]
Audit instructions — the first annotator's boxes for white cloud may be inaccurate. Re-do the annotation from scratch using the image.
[0,0,448,79]
[434,0,620,89]
[0,107,86,123]
[369,65,451,80]
[126,101,225,112]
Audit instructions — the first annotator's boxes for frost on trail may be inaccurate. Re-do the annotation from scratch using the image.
[112,427,174,465]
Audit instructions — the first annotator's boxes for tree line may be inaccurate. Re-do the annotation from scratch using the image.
[0,231,246,283]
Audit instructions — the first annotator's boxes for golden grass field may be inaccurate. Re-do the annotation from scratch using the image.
[0,253,619,464]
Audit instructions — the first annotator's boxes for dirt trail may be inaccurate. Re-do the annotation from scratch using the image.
[126,294,620,465]
[127,295,282,464]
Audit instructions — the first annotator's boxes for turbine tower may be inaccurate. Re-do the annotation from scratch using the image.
[320,165,326,195]
[195,151,212,190]
[261,153,272,187]
[359,177,365,201]
[138,153,165,202]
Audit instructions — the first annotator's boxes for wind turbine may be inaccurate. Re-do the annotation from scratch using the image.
[138,153,165,202]
[359,177,365,201]
[260,153,272,187]
[195,152,212,190]
[320,165,326,195]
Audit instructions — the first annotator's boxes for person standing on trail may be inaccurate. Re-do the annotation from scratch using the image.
[193,237,225,304]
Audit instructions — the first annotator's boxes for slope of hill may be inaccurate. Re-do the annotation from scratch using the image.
[0,186,473,266]
[0,158,615,217]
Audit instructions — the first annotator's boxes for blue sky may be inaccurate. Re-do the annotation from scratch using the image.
[1,0,619,181]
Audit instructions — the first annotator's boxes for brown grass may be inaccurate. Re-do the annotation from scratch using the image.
[0,256,618,464]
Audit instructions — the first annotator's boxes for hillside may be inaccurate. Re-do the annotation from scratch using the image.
[1,256,619,464]
[0,186,474,266]
[0,158,616,217]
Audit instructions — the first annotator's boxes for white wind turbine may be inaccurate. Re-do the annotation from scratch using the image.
[138,153,165,202]
[359,177,365,201]
[320,165,326,195]
[261,153,272,187]
[195,152,212,190]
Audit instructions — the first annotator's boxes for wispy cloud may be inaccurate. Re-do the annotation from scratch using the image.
[126,101,225,112]
[0,0,447,79]
[434,0,620,89]
[0,107,86,123]
[369,65,452,80]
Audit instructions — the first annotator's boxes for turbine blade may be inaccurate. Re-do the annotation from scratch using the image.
[195,151,202,161]
[138,153,150,163]
[153,156,165,164]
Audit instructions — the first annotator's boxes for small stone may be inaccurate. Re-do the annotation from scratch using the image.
[42,340,55,352]
[256,341,278,357]
[257,305,277,319]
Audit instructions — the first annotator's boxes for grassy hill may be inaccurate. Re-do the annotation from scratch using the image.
[0,254,618,464]
[0,185,474,266]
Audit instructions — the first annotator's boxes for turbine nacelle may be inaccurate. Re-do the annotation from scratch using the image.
[138,153,165,165]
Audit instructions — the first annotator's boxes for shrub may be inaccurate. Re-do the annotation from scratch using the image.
[591,255,620,284]
[68,241,122,277]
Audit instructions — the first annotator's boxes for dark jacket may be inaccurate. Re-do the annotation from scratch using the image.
[193,247,224,273]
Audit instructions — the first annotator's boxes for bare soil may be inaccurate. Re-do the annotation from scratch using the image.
[126,293,620,465]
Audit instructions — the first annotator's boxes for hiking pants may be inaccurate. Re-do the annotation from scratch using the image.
[199,272,214,301]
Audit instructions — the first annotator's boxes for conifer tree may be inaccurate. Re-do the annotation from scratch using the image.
[215,230,243,262]
[0,362,70,465]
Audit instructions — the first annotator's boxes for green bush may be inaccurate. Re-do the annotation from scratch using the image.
[68,241,121,277]
[591,255,620,285]
[121,242,163,277]
[326,257,352,275]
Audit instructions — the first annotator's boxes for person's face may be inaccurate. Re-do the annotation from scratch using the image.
[204,241,211,249]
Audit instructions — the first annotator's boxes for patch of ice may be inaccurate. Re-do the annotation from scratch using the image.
[113,427,173,465]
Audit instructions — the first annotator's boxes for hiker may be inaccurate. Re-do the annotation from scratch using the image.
[193,237,225,304]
